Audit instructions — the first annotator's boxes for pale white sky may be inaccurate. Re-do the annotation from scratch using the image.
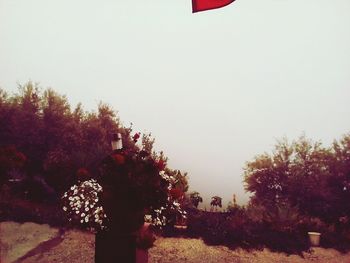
[1,0,349,207]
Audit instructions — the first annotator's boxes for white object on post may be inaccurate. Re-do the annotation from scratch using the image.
[111,133,123,150]
[308,232,321,246]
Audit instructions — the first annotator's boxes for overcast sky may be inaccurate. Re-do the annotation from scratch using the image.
[1,0,349,207]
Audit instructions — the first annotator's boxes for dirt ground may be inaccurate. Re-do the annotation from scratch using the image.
[1,221,350,263]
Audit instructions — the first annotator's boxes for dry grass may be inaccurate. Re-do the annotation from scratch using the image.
[1,222,350,263]
[150,237,350,263]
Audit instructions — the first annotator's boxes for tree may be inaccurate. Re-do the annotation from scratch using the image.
[244,134,350,223]
[0,82,190,206]
[189,191,203,208]
[327,133,350,223]
[210,196,222,211]
[0,83,124,194]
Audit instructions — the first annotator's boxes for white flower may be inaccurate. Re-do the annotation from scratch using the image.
[81,213,85,217]
[62,206,67,211]
[144,215,152,222]
[85,216,89,222]
[85,207,89,212]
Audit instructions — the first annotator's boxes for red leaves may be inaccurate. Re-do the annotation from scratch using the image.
[170,188,184,200]
[133,132,141,143]
[112,154,125,165]
[156,159,166,171]
[76,167,90,179]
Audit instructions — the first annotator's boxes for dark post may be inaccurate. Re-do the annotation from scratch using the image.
[95,132,137,263]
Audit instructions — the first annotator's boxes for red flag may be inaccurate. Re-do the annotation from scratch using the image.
[192,0,235,13]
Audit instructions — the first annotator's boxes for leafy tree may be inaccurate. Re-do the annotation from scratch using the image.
[244,138,293,210]
[210,196,222,211]
[189,191,203,208]
[328,134,350,223]
[0,146,26,186]
[0,82,188,202]
[244,134,350,223]
[167,169,189,193]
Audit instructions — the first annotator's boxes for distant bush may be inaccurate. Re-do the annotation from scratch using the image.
[186,202,350,253]
[0,197,66,227]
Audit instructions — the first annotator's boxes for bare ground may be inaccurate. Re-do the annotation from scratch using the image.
[1,221,350,263]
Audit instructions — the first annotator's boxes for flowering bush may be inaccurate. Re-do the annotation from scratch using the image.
[62,133,187,232]
[61,179,108,232]
[145,171,187,227]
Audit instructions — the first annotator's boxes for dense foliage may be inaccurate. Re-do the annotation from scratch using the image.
[244,135,350,225]
[1,82,349,253]
[0,82,124,197]
[0,83,188,221]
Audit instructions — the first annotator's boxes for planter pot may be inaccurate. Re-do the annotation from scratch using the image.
[136,249,148,263]
[308,232,321,246]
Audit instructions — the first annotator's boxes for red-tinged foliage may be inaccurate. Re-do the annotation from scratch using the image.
[76,167,90,180]
[170,188,184,200]
[0,146,27,185]
[0,146,27,170]
[133,132,141,143]
[156,159,166,171]
[112,154,125,165]
[98,147,169,232]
